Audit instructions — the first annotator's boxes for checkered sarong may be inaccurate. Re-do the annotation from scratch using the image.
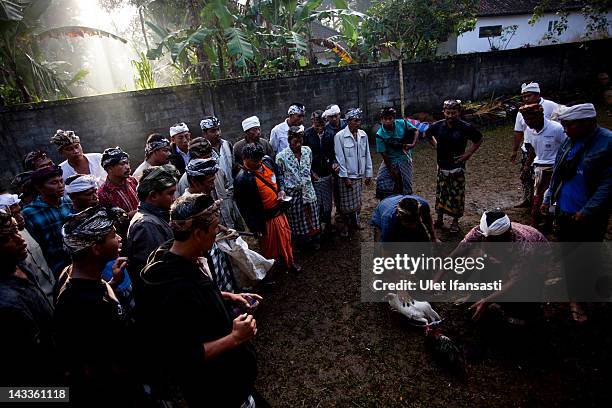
[285,189,320,237]
[375,158,413,199]
[313,174,333,215]
[337,178,363,214]
[209,242,236,292]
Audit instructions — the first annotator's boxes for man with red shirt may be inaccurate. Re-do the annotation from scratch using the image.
[98,147,139,219]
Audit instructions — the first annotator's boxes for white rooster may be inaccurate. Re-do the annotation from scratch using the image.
[385,293,441,325]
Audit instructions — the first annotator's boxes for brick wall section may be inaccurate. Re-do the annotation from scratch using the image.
[1,39,609,180]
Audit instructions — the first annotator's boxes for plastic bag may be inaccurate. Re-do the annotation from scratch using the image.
[216,236,273,284]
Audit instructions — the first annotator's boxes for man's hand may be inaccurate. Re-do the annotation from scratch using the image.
[231,313,257,344]
[455,152,472,163]
[277,190,286,200]
[365,177,372,186]
[109,257,128,287]
[510,150,518,163]
[469,299,488,321]
[230,293,263,309]
[332,163,340,174]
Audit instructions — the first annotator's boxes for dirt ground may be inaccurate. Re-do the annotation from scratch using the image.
[251,120,612,407]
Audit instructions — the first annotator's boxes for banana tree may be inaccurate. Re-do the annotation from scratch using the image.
[0,0,126,104]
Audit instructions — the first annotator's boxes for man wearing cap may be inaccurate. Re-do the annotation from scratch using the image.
[126,164,178,288]
[303,110,336,235]
[0,210,56,387]
[0,193,55,303]
[334,108,373,237]
[50,129,107,184]
[65,174,99,212]
[370,194,438,242]
[168,122,191,175]
[175,137,214,198]
[54,206,139,405]
[455,210,548,323]
[276,125,321,248]
[200,116,244,230]
[138,194,261,407]
[323,104,347,134]
[133,133,172,180]
[234,115,275,166]
[22,165,73,277]
[98,147,139,217]
[541,103,611,323]
[510,82,561,208]
[23,150,54,172]
[426,99,483,233]
[375,106,418,199]
[270,103,306,154]
[519,104,567,229]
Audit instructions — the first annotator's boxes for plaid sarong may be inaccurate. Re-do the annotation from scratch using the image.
[435,168,465,217]
[375,158,413,199]
[285,189,321,237]
[313,175,333,216]
[209,242,237,292]
[337,178,363,214]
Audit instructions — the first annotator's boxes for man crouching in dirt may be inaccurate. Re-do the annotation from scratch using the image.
[370,194,439,242]
[137,194,263,407]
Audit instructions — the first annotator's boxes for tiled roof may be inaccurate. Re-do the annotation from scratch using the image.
[478,0,586,17]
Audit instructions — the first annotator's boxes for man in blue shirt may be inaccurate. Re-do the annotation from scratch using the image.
[541,103,611,323]
[371,194,438,242]
[375,107,417,199]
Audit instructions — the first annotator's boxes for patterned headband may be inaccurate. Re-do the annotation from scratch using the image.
[145,138,170,157]
[288,104,306,115]
[50,129,80,150]
[200,116,221,130]
[62,206,118,254]
[0,209,18,238]
[170,199,222,233]
[345,108,363,120]
[101,146,129,169]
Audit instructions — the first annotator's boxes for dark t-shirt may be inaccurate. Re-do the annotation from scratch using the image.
[0,273,55,386]
[138,248,257,407]
[303,126,336,177]
[54,276,135,405]
[427,119,483,170]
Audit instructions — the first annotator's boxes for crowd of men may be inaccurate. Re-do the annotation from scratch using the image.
[0,83,610,406]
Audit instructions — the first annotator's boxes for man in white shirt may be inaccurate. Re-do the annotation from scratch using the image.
[510,82,561,208]
[334,108,373,237]
[133,133,172,180]
[270,103,305,154]
[50,129,106,185]
[520,103,567,229]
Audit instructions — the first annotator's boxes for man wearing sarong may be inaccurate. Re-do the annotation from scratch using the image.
[201,116,245,230]
[334,108,373,237]
[234,143,300,273]
[370,195,438,242]
[519,103,567,230]
[375,107,418,199]
[426,100,483,233]
[541,103,611,323]
[510,82,561,208]
[276,125,321,248]
[270,103,306,154]
[304,110,335,235]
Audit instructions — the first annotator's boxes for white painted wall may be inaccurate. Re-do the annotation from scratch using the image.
[457,11,612,54]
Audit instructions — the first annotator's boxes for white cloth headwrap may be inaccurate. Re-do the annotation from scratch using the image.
[323,104,341,118]
[521,82,540,94]
[242,116,261,131]
[65,175,97,194]
[0,193,20,209]
[479,212,511,237]
[288,104,305,115]
[557,103,597,121]
[169,122,189,137]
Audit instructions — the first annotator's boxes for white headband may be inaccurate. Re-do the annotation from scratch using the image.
[65,175,97,194]
[169,122,189,137]
[557,103,597,121]
[242,116,261,132]
[521,82,540,94]
[479,212,511,237]
[0,194,20,210]
[323,104,341,118]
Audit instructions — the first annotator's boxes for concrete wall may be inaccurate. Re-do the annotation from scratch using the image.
[1,39,610,180]
[457,11,612,54]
